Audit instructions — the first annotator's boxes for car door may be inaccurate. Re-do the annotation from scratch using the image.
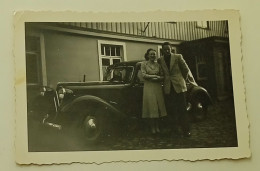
[125,66,144,119]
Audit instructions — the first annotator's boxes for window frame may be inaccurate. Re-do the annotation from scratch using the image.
[98,40,127,81]
[25,33,47,86]
[195,55,208,80]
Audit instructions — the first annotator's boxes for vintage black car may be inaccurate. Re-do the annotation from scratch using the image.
[29,60,212,143]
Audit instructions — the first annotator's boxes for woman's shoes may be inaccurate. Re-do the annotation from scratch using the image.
[151,127,160,134]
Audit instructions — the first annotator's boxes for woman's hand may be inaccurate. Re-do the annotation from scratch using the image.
[150,75,163,81]
[149,75,158,79]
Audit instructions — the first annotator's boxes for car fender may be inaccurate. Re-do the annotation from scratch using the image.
[60,95,126,119]
[188,86,213,105]
[28,93,57,117]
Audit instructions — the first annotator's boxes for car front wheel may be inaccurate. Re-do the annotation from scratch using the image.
[82,114,103,142]
[70,107,105,144]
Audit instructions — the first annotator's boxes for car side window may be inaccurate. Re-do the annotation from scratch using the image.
[105,67,134,83]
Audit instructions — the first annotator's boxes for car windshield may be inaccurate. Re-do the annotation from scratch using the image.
[104,66,134,83]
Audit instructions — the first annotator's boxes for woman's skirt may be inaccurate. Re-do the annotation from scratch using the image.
[142,81,167,118]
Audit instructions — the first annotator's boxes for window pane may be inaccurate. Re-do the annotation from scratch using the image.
[26,53,39,84]
[102,66,108,80]
[198,64,207,78]
[101,45,105,55]
[116,47,121,56]
[197,56,206,63]
[111,46,116,56]
[102,58,110,66]
[112,58,121,64]
[25,36,40,52]
[159,48,163,57]
[105,46,110,56]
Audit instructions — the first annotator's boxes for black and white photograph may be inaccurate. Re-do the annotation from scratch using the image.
[14,11,250,164]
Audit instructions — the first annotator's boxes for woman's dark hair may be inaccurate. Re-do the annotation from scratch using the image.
[144,48,156,61]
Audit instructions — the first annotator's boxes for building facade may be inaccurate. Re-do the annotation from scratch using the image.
[25,21,231,100]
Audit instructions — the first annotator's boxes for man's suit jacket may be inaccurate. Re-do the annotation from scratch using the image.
[158,53,196,94]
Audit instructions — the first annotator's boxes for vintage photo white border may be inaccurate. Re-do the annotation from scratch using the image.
[14,10,250,164]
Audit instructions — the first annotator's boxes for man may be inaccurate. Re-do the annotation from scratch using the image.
[158,42,192,137]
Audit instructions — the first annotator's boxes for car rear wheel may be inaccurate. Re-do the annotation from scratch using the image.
[192,98,208,121]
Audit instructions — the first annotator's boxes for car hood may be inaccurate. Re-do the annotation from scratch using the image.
[57,81,128,89]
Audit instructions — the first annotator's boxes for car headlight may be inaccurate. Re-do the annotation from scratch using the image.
[57,87,73,100]
[40,86,54,96]
[58,87,66,100]
[40,87,46,96]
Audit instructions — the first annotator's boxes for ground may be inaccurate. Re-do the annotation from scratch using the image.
[28,98,238,152]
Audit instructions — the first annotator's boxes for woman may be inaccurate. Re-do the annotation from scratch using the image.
[141,48,167,134]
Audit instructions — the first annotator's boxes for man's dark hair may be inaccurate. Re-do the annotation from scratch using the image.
[162,42,171,47]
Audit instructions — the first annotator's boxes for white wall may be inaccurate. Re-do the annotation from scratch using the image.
[37,30,170,87]
[44,31,100,87]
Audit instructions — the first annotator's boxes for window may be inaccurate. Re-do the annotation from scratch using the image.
[25,34,47,86]
[98,40,126,80]
[195,56,207,80]
[25,36,42,85]
[196,21,208,29]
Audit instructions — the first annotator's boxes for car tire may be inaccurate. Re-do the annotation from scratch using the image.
[191,98,208,121]
[81,107,105,143]
[69,106,105,144]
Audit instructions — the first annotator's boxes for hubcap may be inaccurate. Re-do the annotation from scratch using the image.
[197,102,203,109]
[194,101,205,120]
[87,118,96,128]
[83,116,99,139]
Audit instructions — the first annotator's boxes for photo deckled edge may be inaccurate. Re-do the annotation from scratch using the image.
[14,10,250,165]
